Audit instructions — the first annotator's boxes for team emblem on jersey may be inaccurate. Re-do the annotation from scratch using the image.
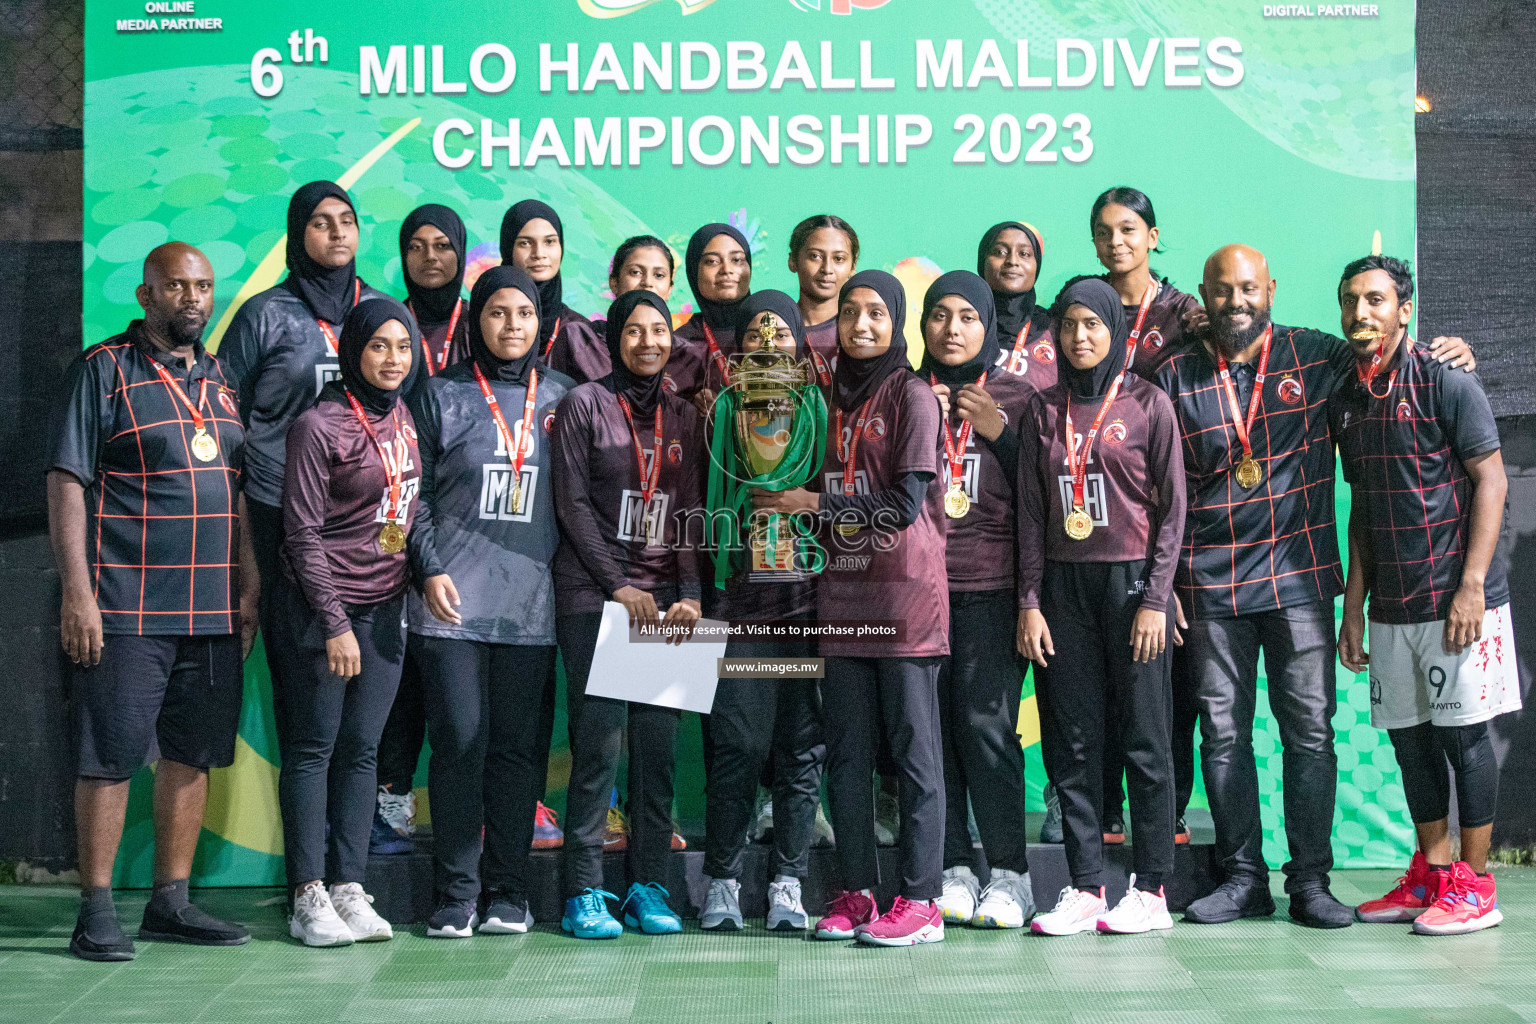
[863,415,886,441]
[997,406,1009,426]
[1102,419,1127,446]
[1277,376,1304,405]
[217,388,239,418]
[1396,399,1412,422]
[402,422,418,444]
[668,440,683,465]
[1032,341,1055,362]
[543,411,556,433]
[1141,328,1165,351]
[661,374,677,394]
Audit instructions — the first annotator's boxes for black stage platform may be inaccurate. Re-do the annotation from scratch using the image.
[367,811,1220,924]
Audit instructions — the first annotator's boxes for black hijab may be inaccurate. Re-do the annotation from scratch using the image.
[685,223,752,332]
[398,203,466,326]
[603,289,672,417]
[1051,277,1128,400]
[499,199,564,346]
[918,270,998,391]
[467,265,540,385]
[283,180,359,326]
[732,289,804,359]
[330,296,420,415]
[977,220,1045,344]
[832,270,910,413]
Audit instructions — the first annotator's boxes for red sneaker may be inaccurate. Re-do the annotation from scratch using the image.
[858,896,944,946]
[1356,851,1438,923]
[814,889,877,941]
[1414,862,1502,935]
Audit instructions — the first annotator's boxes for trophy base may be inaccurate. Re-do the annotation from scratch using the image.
[747,568,811,584]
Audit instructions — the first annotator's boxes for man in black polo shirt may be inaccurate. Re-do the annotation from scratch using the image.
[1335,256,1515,935]
[48,243,257,961]
[1154,245,1475,929]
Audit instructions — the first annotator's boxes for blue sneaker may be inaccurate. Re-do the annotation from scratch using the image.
[369,806,412,856]
[621,882,682,934]
[561,889,622,939]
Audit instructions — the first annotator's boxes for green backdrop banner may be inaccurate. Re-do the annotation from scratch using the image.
[83,0,1415,885]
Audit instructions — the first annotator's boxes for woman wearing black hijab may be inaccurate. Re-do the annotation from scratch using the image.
[669,223,753,409]
[399,203,470,375]
[978,220,1057,392]
[1015,277,1185,936]
[699,290,827,935]
[273,297,426,948]
[402,266,575,938]
[550,289,703,939]
[916,271,1036,930]
[752,269,948,947]
[224,182,391,720]
[499,199,605,385]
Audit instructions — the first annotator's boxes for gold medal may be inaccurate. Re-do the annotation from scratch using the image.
[511,483,523,515]
[190,429,218,462]
[1064,507,1094,541]
[1234,456,1263,490]
[378,522,406,554]
[944,485,971,519]
[835,523,859,537]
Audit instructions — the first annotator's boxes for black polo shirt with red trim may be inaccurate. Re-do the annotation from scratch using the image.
[1154,324,1353,619]
[49,320,246,636]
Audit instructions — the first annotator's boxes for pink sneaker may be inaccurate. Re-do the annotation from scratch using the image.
[857,895,944,946]
[814,889,877,940]
[1413,862,1503,935]
[1356,851,1439,923]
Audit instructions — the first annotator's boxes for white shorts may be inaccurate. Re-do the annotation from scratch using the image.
[1368,603,1521,729]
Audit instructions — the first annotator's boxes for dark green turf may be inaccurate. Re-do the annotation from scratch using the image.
[2,869,1532,1023]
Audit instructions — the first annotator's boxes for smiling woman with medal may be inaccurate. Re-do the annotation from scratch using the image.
[912,271,1039,929]
[1014,277,1186,937]
[272,297,425,949]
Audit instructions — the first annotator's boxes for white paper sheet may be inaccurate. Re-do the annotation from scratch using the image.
[585,601,726,713]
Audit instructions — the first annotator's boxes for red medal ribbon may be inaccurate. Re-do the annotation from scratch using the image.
[1124,282,1157,368]
[344,388,405,523]
[931,372,983,491]
[316,280,363,356]
[540,317,563,359]
[472,362,538,480]
[1064,370,1125,517]
[702,321,732,389]
[1213,325,1273,468]
[616,393,663,505]
[1007,322,1031,375]
[1359,334,1412,400]
[149,361,210,437]
[409,297,462,376]
[807,345,833,388]
[834,399,873,497]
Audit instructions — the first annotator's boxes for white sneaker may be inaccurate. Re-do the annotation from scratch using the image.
[766,877,809,931]
[700,877,743,932]
[1030,885,1108,936]
[973,868,1034,929]
[377,786,416,838]
[937,866,980,923]
[1096,876,1173,934]
[289,882,354,947]
[873,791,900,847]
[751,791,773,842]
[329,883,394,942]
[812,802,835,848]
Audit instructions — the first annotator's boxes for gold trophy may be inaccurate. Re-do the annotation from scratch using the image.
[730,314,815,581]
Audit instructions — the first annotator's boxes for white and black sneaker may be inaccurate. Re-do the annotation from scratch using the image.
[701,877,743,931]
[766,877,809,932]
[290,882,354,948]
[479,890,531,935]
[427,898,478,938]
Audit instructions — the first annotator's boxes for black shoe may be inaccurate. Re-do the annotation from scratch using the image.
[71,912,135,962]
[1184,877,1277,924]
[478,889,530,935]
[426,898,478,938]
[1039,784,1064,844]
[1288,883,1354,929]
[139,900,251,945]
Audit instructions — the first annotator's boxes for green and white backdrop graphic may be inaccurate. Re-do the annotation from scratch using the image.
[85,0,1416,885]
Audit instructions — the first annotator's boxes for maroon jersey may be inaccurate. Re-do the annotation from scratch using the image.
[282,397,423,639]
[551,382,704,614]
[817,371,950,658]
[803,317,839,388]
[1123,279,1202,380]
[667,316,738,400]
[408,297,470,377]
[541,308,608,386]
[941,367,1036,591]
[1016,375,1185,611]
[991,318,1058,394]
